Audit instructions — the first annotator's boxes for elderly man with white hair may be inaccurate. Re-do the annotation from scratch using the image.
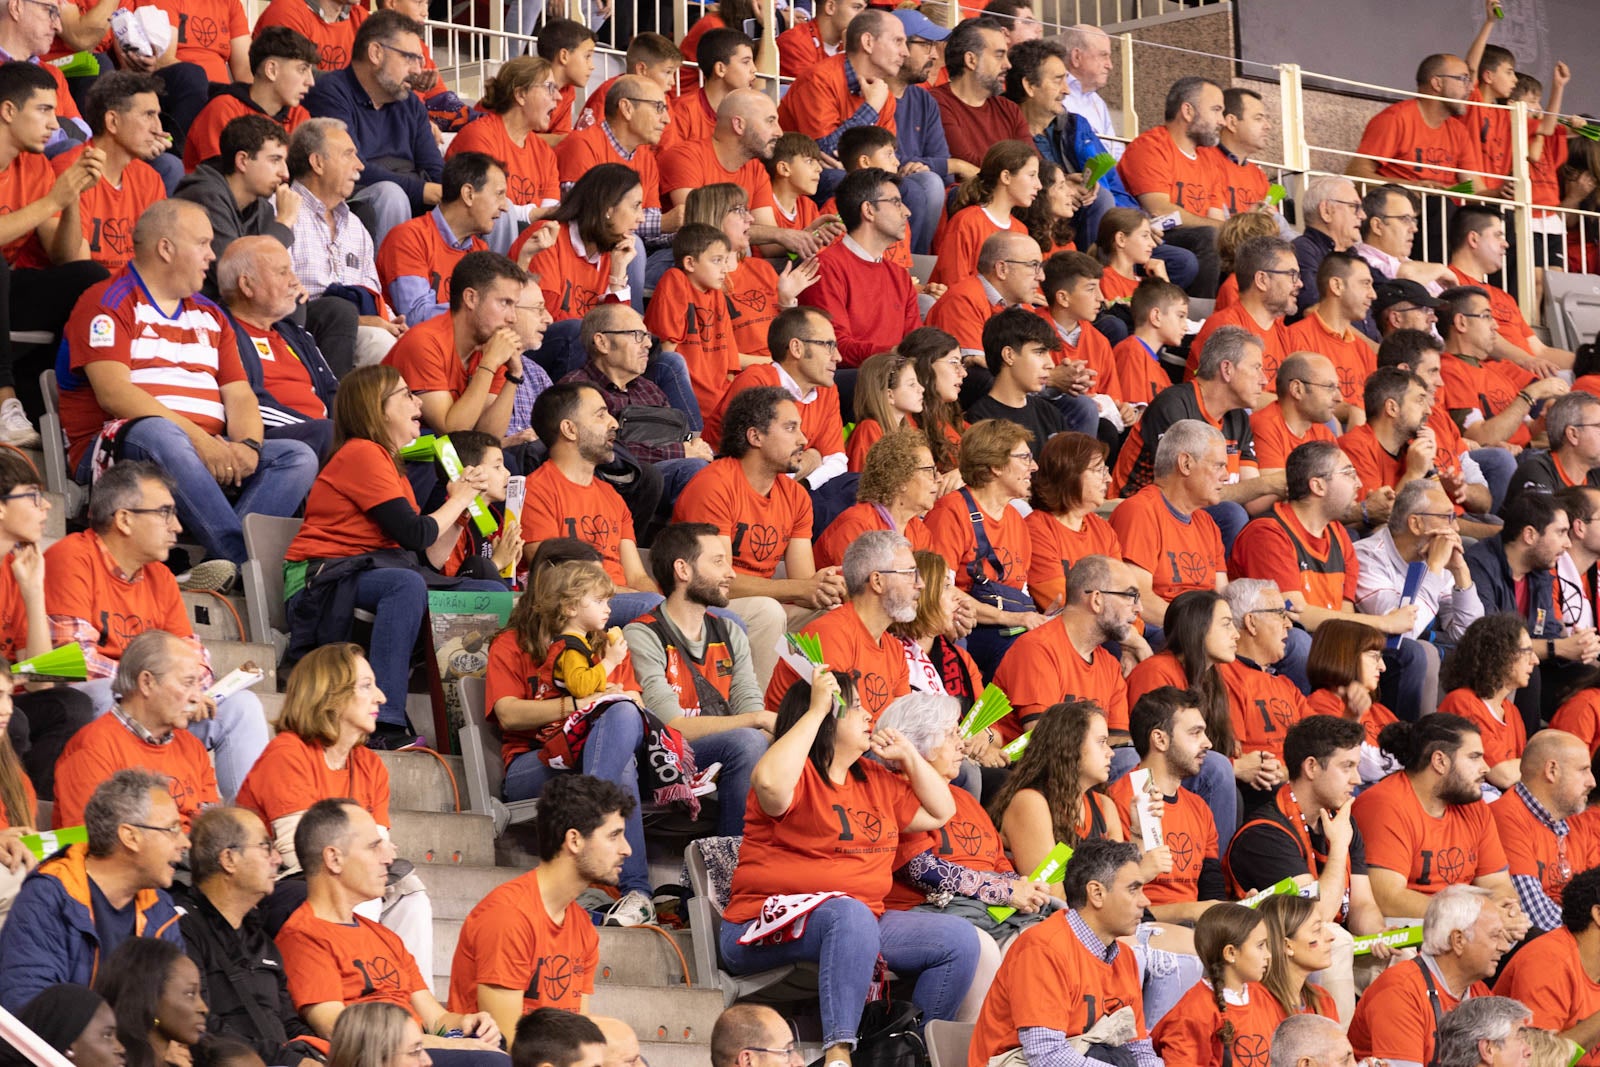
[1060,25,1119,160]
[1293,176,1367,316]
[1348,884,1510,1066]
[1435,997,1536,1067]
[1270,1014,1354,1067]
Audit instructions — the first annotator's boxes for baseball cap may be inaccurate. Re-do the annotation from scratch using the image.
[1371,278,1444,319]
[891,8,951,42]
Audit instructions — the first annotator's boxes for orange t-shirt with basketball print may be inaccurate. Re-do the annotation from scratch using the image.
[1496,927,1600,1066]
[969,909,1148,1067]
[725,758,921,922]
[1491,786,1590,908]
[1154,981,1286,1067]
[277,906,428,1018]
[930,206,1018,287]
[1022,510,1121,611]
[814,503,930,571]
[1440,350,1535,447]
[1112,336,1171,407]
[1552,689,1600,756]
[704,362,844,458]
[519,461,636,588]
[523,223,616,323]
[1109,485,1227,604]
[286,439,418,561]
[646,266,739,417]
[1117,126,1226,218]
[885,781,1012,910]
[447,867,599,1016]
[762,601,911,721]
[922,489,1032,594]
[483,630,562,769]
[1351,766,1507,895]
[252,0,364,70]
[991,616,1129,739]
[52,143,163,272]
[1184,301,1294,381]
[235,731,391,835]
[1284,309,1378,409]
[448,113,561,207]
[42,530,190,664]
[1437,688,1526,771]
[725,256,783,359]
[1250,402,1336,471]
[53,713,219,830]
[1213,151,1272,215]
[1357,99,1485,187]
[1218,659,1310,763]
[672,457,812,580]
[1107,775,1217,906]
[1338,422,1417,505]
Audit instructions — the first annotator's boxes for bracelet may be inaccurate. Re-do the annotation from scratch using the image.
[1517,390,1535,407]
[504,371,524,385]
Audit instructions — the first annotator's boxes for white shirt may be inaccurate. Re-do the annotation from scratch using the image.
[1065,72,1121,159]
[773,361,846,490]
[1353,526,1485,641]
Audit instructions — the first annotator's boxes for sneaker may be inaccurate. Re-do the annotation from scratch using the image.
[602,889,656,927]
[0,398,40,447]
[689,761,722,797]
[367,723,428,751]
[177,559,238,593]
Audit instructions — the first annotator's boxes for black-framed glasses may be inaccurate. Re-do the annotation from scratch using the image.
[1002,259,1045,275]
[1372,213,1418,224]
[1292,379,1342,393]
[22,0,61,23]
[1459,310,1496,321]
[599,329,650,344]
[1,489,44,506]
[1387,304,1436,316]
[912,464,938,476]
[1412,511,1458,520]
[1328,199,1364,211]
[625,97,669,115]
[1259,268,1299,278]
[1437,72,1472,85]
[798,338,839,352]
[1248,607,1293,621]
[1096,589,1141,602]
[122,505,178,522]
[227,840,276,857]
[378,41,426,66]
[869,196,905,209]
[131,822,184,840]
[876,567,920,577]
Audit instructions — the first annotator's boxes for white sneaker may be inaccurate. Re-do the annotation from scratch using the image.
[177,559,238,593]
[0,398,40,447]
[602,889,656,927]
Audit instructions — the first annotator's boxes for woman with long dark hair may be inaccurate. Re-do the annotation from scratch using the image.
[1438,613,1537,794]
[1023,431,1121,610]
[905,327,967,494]
[1013,160,1080,259]
[931,141,1042,286]
[94,940,208,1067]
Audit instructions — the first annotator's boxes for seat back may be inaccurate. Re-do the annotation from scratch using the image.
[1544,271,1600,350]
[684,839,726,992]
[925,1021,975,1067]
[455,675,506,805]
[241,514,303,641]
[37,370,83,515]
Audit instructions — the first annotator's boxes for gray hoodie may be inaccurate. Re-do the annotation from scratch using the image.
[173,161,295,298]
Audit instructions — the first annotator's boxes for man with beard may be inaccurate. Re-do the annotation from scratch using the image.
[1185,235,1299,384]
[760,529,918,723]
[1349,885,1510,1066]
[56,72,167,274]
[1340,366,1437,508]
[1118,75,1228,296]
[885,10,950,256]
[1351,713,1520,919]
[1491,730,1599,934]
[519,381,661,626]
[303,11,444,250]
[448,776,628,1043]
[1284,253,1378,421]
[660,90,782,222]
[1289,179,1367,316]
[625,523,774,840]
[1106,687,1226,923]
[927,17,1028,177]
[1350,53,1487,193]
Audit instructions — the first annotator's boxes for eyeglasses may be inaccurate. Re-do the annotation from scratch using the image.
[534,81,561,95]
[1258,268,1300,279]
[516,303,547,313]
[625,97,670,115]
[1318,465,1360,480]
[1387,304,1437,316]
[1372,213,1418,224]
[600,329,650,344]
[798,338,839,352]
[869,196,905,209]
[1096,589,1141,601]
[1247,607,1293,621]
[22,0,62,24]
[1437,72,1473,86]
[1007,450,1034,463]
[1459,310,1497,321]
[912,464,938,476]
[1518,646,1540,660]
[0,489,44,507]
[876,567,920,577]
[227,840,276,857]
[1328,199,1364,211]
[744,1047,803,1061]
[378,41,426,66]
[731,206,755,220]
[122,505,179,522]
[1002,259,1045,275]
[1412,510,1458,521]
[131,822,185,840]
[1292,379,1342,393]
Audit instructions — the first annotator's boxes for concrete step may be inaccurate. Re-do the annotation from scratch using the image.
[637,1042,723,1067]
[374,750,468,815]
[198,640,278,691]
[389,809,496,867]
[412,863,521,920]
[590,984,726,1045]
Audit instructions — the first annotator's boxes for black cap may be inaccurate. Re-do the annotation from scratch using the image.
[1372,278,1444,319]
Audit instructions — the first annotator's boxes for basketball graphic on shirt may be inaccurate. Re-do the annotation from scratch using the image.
[105,610,151,646]
[733,288,769,314]
[579,515,615,546]
[1264,697,1298,731]
[319,44,349,68]
[536,953,575,1000]
[991,544,1019,584]
[1437,847,1468,883]
[183,13,220,46]
[1175,550,1213,585]
[849,807,884,843]
[163,774,190,811]
[1336,364,1362,403]
[509,175,540,204]
[746,524,780,562]
[92,218,132,259]
[1167,831,1196,873]
[949,819,984,858]
[360,955,402,990]
[859,672,890,714]
[1233,1034,1270,1067]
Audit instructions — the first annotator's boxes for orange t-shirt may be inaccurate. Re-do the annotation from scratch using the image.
[658,138,777,213]
[0,559,29,663]
[1440,350,1534,447]
[1228,501,1358,611]
[1107,775,1217,905]
[772,192,824,234]
[1459,86,1512,189]
[1351,766,1508,894]
[483,630,562,769]
[1349,960,1491,1066]
[1112,336,1171,407]
[930,206,1018,287]
[705,362,843,457]
[1118,126,1225,216]
[672,457,812,580]
[657,86,713,152]
[1213,151,1271,214]
[43,529,191,663]
[725,758,920,921]
[1108,485,1227,603]
[277,906,429,1019]
[1154,981,1287,1067]
[286,439,417,561]
[774,19,827,77]
[1098,266,1138,305]
[923,488,1032,592]
[814,502,930,571]
[1218,659,1310,762]
[991,616,1129,739]
[1284,309,1377,409]
[1049,314,1123,405]
[547,83,578,135]
[553,124,662,209]
[525,222,614,322]
[235,731,390,832]
[1305,687,1396,748]
[1338,421,1418,504]
[777,54,896,142]
[375,215,488,318]
[1125,651,1190,707]
[1495,927,1600,1066]
[1530,116,1569,210]
[1491,785,1587,908]
[762,601,911,720]
[925,276,1004,355]
[844,417,885,473]
[446,868,599,1015]
[53,712,219,830]
[1022,510,1121,612]
[885,781,1011,911]
[1,150,61,269]
[1215,273,1240,310]
[1356,99,1486,186]
[519,461,636,587]
[1250,402,1336,471]
[252,0,364,70]
[381,312,508,419]
[1448,264,1536,354]
[448,113,561,207]
[1551,689,1600,756]
[183,94,309,171]
[131,0,248,83]
[1185,301,1294,381]
[725,255,782,359]
[969,909,1148,1067]
[645,266,739,416]
[1438,688,1526,770]
[52,144,163,272]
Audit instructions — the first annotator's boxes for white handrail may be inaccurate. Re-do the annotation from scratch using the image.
[0,1003,78,1067]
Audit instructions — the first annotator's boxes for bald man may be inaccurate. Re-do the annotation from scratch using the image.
[710,1005,799,1067]
[1490,729,1600,933]
[218,237,337,459]
[594,1017,641,1067]
[1250,352,1340,471]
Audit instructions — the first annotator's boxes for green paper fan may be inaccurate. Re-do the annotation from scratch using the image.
[12,643,87,680]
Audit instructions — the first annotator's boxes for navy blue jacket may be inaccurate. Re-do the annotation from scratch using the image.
[304,68,443,214]
[1465,534,1563,639]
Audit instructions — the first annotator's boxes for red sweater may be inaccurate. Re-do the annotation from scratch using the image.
[799,239,921,367]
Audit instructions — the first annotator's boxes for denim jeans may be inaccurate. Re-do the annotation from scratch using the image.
[1109,745,1240,843]
[1469,446,1516,515]
[608,592,665,628]
[900,169,947,256]
[685,726,769,837]
[1204,501,1250,556]
[657,457,709,502]
[719,897,982,1047]
[112,417,319,565]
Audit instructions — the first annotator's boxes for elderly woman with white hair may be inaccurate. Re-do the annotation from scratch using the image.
[873,691,1053,1020]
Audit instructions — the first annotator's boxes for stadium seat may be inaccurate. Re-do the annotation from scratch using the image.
[1543,271,1600,352]
[456,674,540,835]
[684,836,820,1007]
[912,254,937,286]
[926,1020,975,1067]
[37,370,85,519]
[241,514,303,647]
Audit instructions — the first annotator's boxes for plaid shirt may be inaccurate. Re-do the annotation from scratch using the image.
[558,122,665,248]
[289,182,380,302]
[561,360,687,463]
[1508,782,1567,933]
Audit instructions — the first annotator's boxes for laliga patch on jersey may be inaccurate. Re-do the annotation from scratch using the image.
[88,314,115,348]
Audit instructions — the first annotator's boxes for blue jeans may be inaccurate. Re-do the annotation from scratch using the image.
[685,725,769,837]
[719,898,981,1047]
[1045,391,1102,437]
[658,457,709,501]
[608,592,665,627]
[110,417,318,565]
[1469,446,1516,515]
[1204,501,1250,556]
[1110,745,1239,843]
[900,169,946,256]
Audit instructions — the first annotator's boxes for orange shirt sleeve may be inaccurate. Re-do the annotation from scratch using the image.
[925,284,995,354]
[845,418,884,473]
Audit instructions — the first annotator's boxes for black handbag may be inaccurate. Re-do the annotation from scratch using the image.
[959,488,1033,614]
[851,1000,927,1067]
[617,404,693,448]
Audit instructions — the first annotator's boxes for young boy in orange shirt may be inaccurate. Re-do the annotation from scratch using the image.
[1039,251,1134,427]
[763,132,829,246]
[1113,278,1188,407]
[439,429,521,583]
[645,223,740,417]
[535,19,597,141]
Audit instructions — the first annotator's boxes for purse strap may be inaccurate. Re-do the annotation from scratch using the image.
[1416,957,1444,1067]
[959,487,1006,583]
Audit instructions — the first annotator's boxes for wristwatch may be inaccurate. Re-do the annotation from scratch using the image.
[240,438,263,455]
